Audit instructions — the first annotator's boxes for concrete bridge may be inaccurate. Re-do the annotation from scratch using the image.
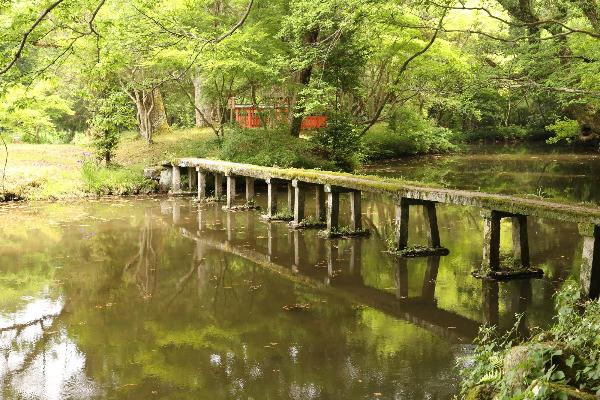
[154,158,600,299]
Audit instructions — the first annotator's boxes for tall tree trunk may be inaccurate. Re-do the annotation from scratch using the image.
[132,88,170,144]
[289,28,319,137]
[192,75,212,128]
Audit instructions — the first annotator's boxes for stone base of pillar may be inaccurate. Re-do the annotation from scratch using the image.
[261,211,294,222]
[318,228,370,239]
[222,204,261,211]
[169,190,198,197]
[289,218,327,230]
[392,245,450,258]
[196,194,226,203]
[472,267,544,281]
[579,224,600,299]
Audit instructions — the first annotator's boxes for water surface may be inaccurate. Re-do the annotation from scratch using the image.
[363,144,600,205]
[0,144,595,399]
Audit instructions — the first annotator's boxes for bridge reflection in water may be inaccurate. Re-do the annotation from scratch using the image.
[165,198,539,343]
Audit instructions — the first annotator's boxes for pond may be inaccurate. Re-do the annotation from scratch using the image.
[362,143,600,205]
[0,144,596,399]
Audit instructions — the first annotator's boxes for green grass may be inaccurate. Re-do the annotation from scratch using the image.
[0,128,216,201]
[81,162,156,195]
[114,128,218,167]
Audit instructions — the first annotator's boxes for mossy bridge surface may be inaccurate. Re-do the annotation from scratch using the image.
[146,158,600,299]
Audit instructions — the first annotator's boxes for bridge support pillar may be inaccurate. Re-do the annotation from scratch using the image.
[393,198,448,256]
[245,177,255,204]
[350,191,362,231]
[481,210,501,273]
[292,180,306,226]
[512,215,530,268]
[214,173,223,198]
[265,178,279,219]
[263,178,294,220]
[226,174,236,209]
[287,182,295,213]
[579,224,600,299]
[171,165,181,193]
[325,186,340,233]
[197,169,207,200]
[476,210,540,279]
[188,167,197,191]
[424,202,441,248]
[321,185,367,238]
[315,185,326,222]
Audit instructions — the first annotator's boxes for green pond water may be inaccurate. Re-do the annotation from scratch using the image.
[0,145,598,399]
[363,144,600,205]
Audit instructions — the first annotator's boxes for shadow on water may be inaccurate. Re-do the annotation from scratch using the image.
[0,156,588,399]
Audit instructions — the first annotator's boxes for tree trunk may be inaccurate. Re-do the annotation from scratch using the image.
[289,28,319,137]
[192,75,212,128]
[132,88,170,144]
[289,66,312,137]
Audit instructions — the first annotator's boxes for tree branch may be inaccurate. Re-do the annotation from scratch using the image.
[359,7,449,136]
[429,0,600,39]
[0,0,67,75]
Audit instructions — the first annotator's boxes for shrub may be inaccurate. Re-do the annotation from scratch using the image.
[459,125,537,142]
[309,113,361,171]
[218,126,336,170]
[497,125,529,140]
[458,281,600,399]
[546,118,580,144]
[82,161,156,195]
[362,109,457,160]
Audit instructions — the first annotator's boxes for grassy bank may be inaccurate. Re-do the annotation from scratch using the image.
[0,128,216,201]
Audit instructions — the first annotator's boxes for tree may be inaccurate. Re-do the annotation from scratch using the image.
[89,91,134,164]
[0,80,73,143]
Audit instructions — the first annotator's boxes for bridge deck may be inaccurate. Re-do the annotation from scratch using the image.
[172,158,600,225]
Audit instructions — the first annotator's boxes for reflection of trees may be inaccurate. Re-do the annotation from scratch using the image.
[0,301,79,395]
[124,211,158,298]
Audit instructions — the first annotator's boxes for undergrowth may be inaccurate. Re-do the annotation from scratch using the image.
[458,281,600,399]
[219,126,337,170]
[82,161,156,195]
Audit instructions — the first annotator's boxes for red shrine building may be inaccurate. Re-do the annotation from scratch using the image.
[229,98,327,130]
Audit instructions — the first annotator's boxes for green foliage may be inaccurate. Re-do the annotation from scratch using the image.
[89,91,133,164]
[546,119,580,145]
[458,125,533,142]
[0,80,74,143]
[81,161,156,195]
[459,282,600,399]
[218,126,336,169]
[362,109,457,160]
[309,113,361,171]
